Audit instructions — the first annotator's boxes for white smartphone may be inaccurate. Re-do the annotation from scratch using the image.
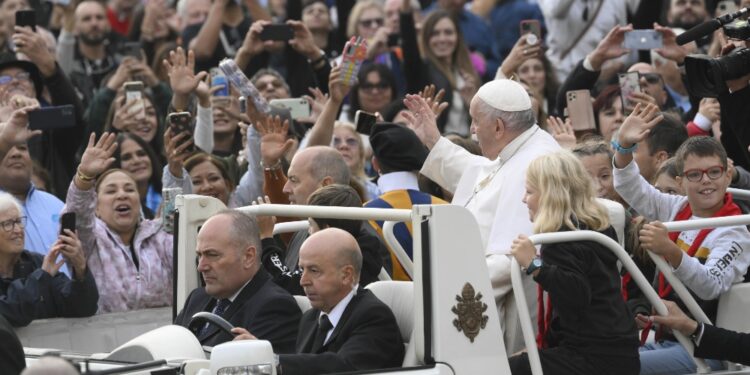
[618,72,641,114]
[269,98,311,120]
[124,81,145,117]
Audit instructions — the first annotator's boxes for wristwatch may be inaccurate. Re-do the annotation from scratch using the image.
[525,257,544,275]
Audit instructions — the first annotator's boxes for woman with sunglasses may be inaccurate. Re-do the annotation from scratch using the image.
[0,191,98,327]
[346,64,397,123]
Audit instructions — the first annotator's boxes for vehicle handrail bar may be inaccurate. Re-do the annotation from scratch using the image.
[727,188,750,201]
[383,221,414,279]
[511,230,710,375]
[273,220,309,235]
[237,204,412,222]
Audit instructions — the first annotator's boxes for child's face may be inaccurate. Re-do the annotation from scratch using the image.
[678,154,731,217]
[654,173,684,196]
[579,153,619,202]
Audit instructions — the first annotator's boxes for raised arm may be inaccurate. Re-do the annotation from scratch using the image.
[305,65,350,147]
[0,105,40,162]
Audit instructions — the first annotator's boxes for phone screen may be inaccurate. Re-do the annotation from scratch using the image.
[355,110,377,135]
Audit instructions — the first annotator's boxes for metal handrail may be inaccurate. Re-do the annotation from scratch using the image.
[272,220,309,235]
[511,230,710,375]
[238,204,412,221]
[727,188,750,201]
[383,221,414,279]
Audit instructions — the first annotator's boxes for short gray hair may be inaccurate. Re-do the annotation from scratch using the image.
[308,147,351,185]
[0,191,22,215]
[251,68,291,94]
[475,98,536,132]
[216,210,260,251]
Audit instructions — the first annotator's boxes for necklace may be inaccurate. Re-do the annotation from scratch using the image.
[463,127,539,207]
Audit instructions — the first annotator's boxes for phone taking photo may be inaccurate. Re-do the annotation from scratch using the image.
[519,19,541,39]
[618,72,641,114]
[565,90,596,131]
[355,110,377,135]
[623,30,663,50]
[168,112,196,153]
[15,10,36,31]
[60,212,76,235]
[28,105,76,131]
[260,24,294,41]
[270,98,311,120]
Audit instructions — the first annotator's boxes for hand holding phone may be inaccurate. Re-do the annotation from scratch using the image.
[340,37,368,87]
[260,24,294,41]
[60,212,76,235]
[28,105,76,131]
[619,72,641,114]
[565,90,596,131]
[15,10,36,32]
[623,30,663,50]
[355,110,377,135]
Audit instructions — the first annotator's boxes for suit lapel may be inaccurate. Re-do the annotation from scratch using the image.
[297,310,321,353]
[319,289,365,351]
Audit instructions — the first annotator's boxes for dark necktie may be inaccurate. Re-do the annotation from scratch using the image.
[199,298,231,337]
[310,315,333,353]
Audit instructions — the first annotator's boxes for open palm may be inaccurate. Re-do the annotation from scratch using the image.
[617,103,664,146]
[79,132,118,177]
[256,116,294,165]
[164,47,207,96]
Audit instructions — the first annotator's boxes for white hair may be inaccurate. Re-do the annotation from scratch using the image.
[474,98,536,132]
[0,191,22,215]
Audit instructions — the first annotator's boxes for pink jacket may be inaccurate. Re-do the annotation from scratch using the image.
[62,182,173,314]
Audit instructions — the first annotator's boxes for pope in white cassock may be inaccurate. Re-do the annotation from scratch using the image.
[403,79,560,354]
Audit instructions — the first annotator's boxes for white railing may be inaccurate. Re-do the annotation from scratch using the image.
[511,230,710,375]
[727,188,750,201]
[383,221,414,279]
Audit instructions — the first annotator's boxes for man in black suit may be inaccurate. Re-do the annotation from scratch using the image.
[175,210,301,352]
[233,228,405,374]
[649,299,750,365]
[0,314,24,375]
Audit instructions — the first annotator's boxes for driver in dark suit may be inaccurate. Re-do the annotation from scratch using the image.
[174,210,301,352]
[233,228,404,374]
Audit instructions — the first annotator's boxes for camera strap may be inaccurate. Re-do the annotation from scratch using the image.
[559,0,604,61]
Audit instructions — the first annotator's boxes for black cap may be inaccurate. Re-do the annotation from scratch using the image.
[370,122,428,172]
[0,53,44,98]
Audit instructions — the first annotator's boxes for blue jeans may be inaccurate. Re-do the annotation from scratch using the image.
[639,340,725,375]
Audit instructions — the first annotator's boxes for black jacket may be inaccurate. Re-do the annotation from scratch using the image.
[174,268,301,353]
[0,314,24,375]
[718,86,750,171]
[535,226,639,359]
[695,323,750,365]
[0,250,99,327]
[279,288,404,374]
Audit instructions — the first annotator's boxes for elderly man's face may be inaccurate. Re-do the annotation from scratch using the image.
[0,144,32,193]
[283,151,323,205]
[298,236,352,313]
[0,67,35,101]
[628,63,668,108]
[196,214,256,299]
[668,0,708,29]
[254,74,290,101]
[468,98,499,159]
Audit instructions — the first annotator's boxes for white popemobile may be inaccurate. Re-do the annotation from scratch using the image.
[17,192,750,374]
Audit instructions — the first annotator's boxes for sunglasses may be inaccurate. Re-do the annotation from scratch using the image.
[359,18,384,28]
[359,81,390,92]
[682,166,725,182]
[639,73,662,85]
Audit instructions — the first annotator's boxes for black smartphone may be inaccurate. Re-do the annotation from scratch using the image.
[387,34,400,47]
[28,105,76,131]
[15,10,36,31]
[168,112,196,153]
[60,212,76,235]
[120,42,143,59]
[355,110,377,135]
[260,24,294,41]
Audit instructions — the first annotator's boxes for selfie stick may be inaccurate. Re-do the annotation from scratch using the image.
[676,7,749,45]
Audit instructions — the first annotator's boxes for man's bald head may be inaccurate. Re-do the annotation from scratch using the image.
[299,228,362,312]
[283,146,351,205]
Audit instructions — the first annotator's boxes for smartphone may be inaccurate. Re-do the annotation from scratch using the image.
[211,74,229,97]
[387,33,400,48]
[60,212,76,235]
[28,105,76,131]
[120,42,143,59]
[15,10,36,31]
[619,72,641,113]
[340,37,368,87]
[168,112,196,153]
[270,98,310,120]
[124,81,144,102]
[716,0,738,16]
[239,96,247,114]
[623,30,663,50]
[566,90,596,131]
[519,19,541,39]
[260,24,294,41]
[355,110,377,135]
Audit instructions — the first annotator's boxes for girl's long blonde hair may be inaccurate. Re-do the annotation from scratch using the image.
[526,151,610,234]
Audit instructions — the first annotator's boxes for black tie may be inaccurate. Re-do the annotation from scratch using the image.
[311,315,333,353]
[199,298,231,336]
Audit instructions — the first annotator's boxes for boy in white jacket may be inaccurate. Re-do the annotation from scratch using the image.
[612,104,750,375]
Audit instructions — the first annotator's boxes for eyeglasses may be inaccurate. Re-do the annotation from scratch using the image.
[359,18,384,28]
[359,81,390,92]
[682,166,725,182]
[639,73,662,85]
[0,72,31,85]
[333,137,359,147]
[0,216,27,232]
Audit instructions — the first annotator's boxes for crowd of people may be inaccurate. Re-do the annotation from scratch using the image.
[2,0,750,374]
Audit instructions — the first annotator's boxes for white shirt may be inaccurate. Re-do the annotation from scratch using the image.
[318,286,357,344]
[377,171,420,193]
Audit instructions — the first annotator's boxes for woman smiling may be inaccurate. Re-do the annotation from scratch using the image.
[62,133,173,314]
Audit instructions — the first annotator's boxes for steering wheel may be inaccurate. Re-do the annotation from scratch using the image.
[189,312,235,337]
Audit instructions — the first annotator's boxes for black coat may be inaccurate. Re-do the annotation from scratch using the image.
[695,323,750,365]
[0,250,99,327]
[174,268,301,353]
[0,314,24,375]
[279,289,404,375]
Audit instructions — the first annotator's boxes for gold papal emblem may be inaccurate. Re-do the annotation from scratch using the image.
[451,282,489,343]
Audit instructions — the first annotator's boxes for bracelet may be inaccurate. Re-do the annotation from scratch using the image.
[308,52,326,66]
[260,159,282,171]
[610,139,638,154]
[77,168,96,182]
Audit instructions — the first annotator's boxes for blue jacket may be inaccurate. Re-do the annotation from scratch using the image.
[0,250,98,327]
